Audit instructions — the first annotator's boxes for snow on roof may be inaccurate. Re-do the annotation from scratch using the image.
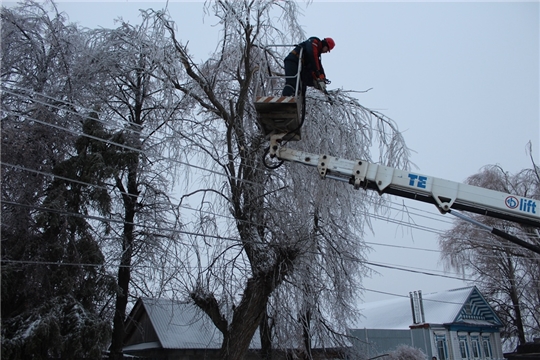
[127,287,499,351]
[353,286,477,330]
[136,298,261,350]
[141,298,223,349]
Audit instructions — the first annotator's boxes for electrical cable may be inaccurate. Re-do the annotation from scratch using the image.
[3,161,537,252]
[2,84,415,189]
[3,86,539,296]
[5,107,535,242]
[11,108,532,233]
[1,86,144,135]
[6,85,537,226]
[5,196,539,287]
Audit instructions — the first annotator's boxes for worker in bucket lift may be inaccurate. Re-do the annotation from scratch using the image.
[282,37,335,97]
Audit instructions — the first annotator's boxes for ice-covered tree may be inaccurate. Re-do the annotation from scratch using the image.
[1,2,113,358]
[439,163,540,350]
[2,2,189,358]
[81,15,191,359]
[153,1,410,358]
[388,345,426,360]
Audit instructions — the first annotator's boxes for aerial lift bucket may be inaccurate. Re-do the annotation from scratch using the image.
[253,45,304,141]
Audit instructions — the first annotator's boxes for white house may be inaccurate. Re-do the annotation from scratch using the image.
[349,286,505,360]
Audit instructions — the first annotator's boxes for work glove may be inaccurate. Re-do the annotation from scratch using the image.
[317,80,327,92]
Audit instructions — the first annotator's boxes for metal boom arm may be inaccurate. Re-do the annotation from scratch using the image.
[271,141,540,229]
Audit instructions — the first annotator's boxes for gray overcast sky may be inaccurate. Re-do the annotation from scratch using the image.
[44,0,540,302]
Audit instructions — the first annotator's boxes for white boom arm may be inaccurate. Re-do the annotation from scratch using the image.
[270,140,540,229]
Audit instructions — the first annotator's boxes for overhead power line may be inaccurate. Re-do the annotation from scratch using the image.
[4,177,534,255]
[5,103,535,232]
[3,159,537,254]
[5,196,538,285]
[5,85,537,232]
[3,86,539,294]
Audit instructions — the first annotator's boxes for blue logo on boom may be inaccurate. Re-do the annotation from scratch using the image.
[408,173,427,189]
[505,196,537,214]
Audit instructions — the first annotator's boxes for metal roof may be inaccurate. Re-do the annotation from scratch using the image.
[133,298,261,350]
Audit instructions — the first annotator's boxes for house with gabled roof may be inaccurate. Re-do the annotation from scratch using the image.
[122,297,262,359]
[349,286,504,360]
[121,298,344,359]
[120,286,503,360]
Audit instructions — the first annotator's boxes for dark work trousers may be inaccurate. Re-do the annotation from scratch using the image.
[282,57,300,96]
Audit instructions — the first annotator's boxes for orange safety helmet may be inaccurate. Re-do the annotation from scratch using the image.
[323,37,335,51]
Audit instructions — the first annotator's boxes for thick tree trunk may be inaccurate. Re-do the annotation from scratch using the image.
[220,277,270,360]
[219,247,298,360]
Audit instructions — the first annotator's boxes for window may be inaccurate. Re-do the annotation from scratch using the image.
[435,334,448,360]
[471,336,480,359]
[459,335,469,359]
[482,336,493,359]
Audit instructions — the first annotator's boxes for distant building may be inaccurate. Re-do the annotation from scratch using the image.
[120,286,504,360]
[349,286,505,360]
[122,298,248,359]
[122,298,344,359]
